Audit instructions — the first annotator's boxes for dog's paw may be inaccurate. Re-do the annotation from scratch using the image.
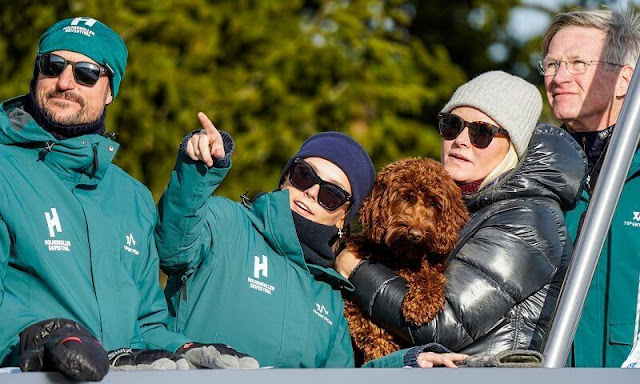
[399,267,446,325]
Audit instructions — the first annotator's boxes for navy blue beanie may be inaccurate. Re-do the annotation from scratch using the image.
[280,132,376,224]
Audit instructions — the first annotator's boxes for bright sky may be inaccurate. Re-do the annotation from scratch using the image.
[509,0,640,41]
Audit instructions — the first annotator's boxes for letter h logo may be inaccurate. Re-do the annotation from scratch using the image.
[254,255,268,279]
[44,208,62,237]
[70,17,97,27]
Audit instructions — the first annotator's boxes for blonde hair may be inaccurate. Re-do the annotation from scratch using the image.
[479,144,519,189]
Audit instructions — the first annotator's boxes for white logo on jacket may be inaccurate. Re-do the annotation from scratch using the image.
[624,212,640,228]
[316,303,329,315]
[254,255,268,278]
[248,255,275,295]
[45,208,62,237]
[123,233,139,255]
[43,208,71,252]
[313,303,333,326]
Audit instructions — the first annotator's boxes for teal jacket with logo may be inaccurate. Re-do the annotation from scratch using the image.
[0,96,189,366]
[566,148,640,367]
[156,150,357,368]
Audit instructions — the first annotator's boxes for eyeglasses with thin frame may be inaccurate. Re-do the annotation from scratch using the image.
[437,113,509,148]
[286,158,352,211]
[537,59,624,76]
[37,53,112,87]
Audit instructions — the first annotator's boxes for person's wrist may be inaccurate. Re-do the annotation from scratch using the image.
[337,256,362,279]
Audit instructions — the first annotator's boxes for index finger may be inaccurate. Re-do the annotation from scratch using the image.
[197,112,218,140]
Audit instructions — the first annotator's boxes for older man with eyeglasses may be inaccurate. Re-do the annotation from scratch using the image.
[540,9,640,367]
[0,17,257,381]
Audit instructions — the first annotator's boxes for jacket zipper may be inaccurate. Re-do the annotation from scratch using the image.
[181,274,189,302]
[174,274,189,332]
[90,144,99,178]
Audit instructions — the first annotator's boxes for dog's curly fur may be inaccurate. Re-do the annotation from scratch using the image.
[343,157,469,364]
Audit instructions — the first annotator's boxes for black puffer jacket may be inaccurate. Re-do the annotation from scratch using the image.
[348,125,587,355]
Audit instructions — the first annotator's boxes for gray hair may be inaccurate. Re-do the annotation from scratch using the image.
[541,9,640,69]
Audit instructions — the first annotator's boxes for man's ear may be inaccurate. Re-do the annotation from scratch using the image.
[105,88,113,105]
[616,65,634,98]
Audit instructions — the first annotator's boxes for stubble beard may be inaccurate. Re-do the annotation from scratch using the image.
[39,90,103,126]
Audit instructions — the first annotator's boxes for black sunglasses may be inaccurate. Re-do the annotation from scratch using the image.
[37,53,112,87]
[286,158,352,211]
[437,113,509,148]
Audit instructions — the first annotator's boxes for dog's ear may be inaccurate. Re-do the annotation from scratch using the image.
[432,169,470,254]
[360,177,388,244]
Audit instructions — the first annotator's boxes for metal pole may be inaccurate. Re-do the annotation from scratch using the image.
[543,65,640,367]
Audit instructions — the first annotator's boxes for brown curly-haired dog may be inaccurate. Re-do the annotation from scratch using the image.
[343,157,469,364]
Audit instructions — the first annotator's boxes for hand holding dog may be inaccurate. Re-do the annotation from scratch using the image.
[417,352,468,368]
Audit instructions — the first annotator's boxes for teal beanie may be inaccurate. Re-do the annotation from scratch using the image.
[38,17,127,99]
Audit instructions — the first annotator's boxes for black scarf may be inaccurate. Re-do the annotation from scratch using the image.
[569,125,614,194]
[25,88,106,140]
[291,211,338,268]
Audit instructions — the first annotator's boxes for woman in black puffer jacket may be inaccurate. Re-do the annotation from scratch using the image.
[336,71,587,356]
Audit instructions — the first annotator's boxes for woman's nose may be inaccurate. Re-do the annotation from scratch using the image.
[304,183,321,201]
[452,127,471,147]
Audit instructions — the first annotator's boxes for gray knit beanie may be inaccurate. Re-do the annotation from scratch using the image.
[440,70,542,158]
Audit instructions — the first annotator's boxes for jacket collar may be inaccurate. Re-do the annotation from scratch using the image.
[465,124,588,213]
[0,95,118,186]
[246,189,353,291]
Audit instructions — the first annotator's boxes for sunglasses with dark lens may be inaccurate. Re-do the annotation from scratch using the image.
[37,53,112,87]
[287,158,352,211]
[437,113,509,148]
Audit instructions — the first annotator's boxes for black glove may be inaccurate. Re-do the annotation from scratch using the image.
[19,318,109,381]
[108,348,189,370]
[176,342,259,369]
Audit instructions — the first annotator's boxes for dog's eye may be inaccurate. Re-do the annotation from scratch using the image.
[423,198,439,208]
[403,194,417,204]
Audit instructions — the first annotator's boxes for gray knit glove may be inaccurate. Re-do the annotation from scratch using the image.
[176,342,259,369]
[458,349,544,367]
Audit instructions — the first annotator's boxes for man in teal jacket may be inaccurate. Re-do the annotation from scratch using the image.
[156,113,468,368]
[540,9,640,366]
[0,17,255,380]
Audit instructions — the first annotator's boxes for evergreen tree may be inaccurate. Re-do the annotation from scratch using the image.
[0,1,464,200]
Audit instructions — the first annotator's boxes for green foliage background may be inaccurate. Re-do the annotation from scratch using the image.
[0,0,584,201]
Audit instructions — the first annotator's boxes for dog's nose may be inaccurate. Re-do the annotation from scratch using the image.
[408,228,423,242]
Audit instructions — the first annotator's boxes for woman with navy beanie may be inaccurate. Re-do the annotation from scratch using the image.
[154,113,375,368]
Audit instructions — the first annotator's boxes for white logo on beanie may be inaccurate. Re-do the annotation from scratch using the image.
[70,17,97,27]
[62,18,97,37]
